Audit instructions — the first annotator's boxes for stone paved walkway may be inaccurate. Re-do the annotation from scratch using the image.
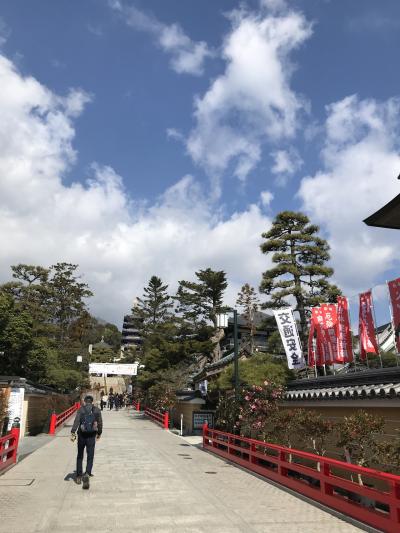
[0,409,364,532]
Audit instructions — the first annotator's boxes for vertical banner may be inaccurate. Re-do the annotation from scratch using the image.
[336,296,354,363]
[273,309,305,370]
[387,277,400,353]
[310,307,327,366]
[359,291,379,359]
[319,304,338,365]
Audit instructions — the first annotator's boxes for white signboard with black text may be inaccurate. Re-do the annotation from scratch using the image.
[89,363,138,376]
[7,387,25,432]
[273,309,305,370]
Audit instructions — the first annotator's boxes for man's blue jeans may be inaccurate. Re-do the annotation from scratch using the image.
[76,433,96,476]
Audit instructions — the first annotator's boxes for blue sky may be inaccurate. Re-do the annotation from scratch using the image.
[0,0,400,327]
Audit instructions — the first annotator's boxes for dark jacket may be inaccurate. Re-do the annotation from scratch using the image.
[71,404,103,436]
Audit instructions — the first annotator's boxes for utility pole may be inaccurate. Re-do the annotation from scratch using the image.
[233,309,239,401]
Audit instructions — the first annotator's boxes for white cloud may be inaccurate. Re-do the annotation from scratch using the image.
[109,1,212,76]
[87,23,104,37]
[271,147,302,184]
[0,53,272,325]
[260,0,287,12]
[260,190,274,207]
[0,17,10,47]
[186,4,312,189]
[166,127,184,142]
[298,95,400,295]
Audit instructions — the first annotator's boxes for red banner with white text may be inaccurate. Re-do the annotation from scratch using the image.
[336,296,354,363]
[359,291,379,360]
[320,304,338,364]
[388,277,400,353]
[310,306,335,366]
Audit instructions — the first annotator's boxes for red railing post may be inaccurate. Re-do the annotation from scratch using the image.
[137,401,140,411]
[10,427,20,464]
[49,413,57,435]
[202,421,208,447]
[163,411,169,429]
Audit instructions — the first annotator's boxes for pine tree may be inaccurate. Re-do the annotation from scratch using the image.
[176,268,228,362]
[260,211,340,345]
[236,284,260,354]
[177,268,228,327]
[48,263,93,342]
[137,276,172,330]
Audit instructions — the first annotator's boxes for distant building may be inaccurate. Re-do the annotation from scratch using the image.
[220,311,274,356]
[121,300,144,353]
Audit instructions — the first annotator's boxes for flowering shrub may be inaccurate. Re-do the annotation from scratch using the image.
[236,380,283,436]
[147,382,176,411]
[335,411,385,468]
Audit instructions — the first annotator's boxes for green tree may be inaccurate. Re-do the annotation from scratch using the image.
[137,276,172,330]
[0,291,33,374]
[236,283,260,354]
[177,268,228,362]
[48,262,93,343]
[177,268,228,327]
[260,211,340,345]
[214,353,292,392]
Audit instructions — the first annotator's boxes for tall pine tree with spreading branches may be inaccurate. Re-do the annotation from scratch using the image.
[260,211,340,344]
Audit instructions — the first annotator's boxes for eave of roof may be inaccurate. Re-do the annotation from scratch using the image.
[363,191,400,230]
[285,382,400,401]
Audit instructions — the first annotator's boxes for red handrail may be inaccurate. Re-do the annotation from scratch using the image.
[49,402,80,435]
[203,425,400,532]
[133,401,140,411]
[0,427,20,472]
[144,407,169,429]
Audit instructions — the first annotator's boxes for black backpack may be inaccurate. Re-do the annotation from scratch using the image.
[80,407,98,433]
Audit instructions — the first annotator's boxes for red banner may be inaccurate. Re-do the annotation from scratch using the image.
[336,296,354,363]
[310,307,332,366]
[388,277,400,353]
[358,291,379,359]
[320,304,338,364]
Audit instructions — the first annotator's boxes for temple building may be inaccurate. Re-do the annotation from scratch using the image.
[121,299,144,353]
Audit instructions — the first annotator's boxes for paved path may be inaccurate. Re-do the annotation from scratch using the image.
[0,409,363,533]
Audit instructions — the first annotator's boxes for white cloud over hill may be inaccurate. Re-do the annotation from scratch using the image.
[0,54,272,325]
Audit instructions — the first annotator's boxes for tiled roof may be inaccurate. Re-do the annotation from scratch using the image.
[285,382,400,401]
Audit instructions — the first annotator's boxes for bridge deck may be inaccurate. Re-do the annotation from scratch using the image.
[0,409,362,532]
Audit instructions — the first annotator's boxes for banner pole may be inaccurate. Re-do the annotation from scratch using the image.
[346,297,356,373]
[386,280,399,367]
[371,291,383,368]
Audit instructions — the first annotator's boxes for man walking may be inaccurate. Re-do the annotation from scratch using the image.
[71,395,103,489]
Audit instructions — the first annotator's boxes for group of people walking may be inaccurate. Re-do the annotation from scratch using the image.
[100,390,130,411]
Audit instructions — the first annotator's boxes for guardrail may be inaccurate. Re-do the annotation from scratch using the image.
[49,402,80,435]
[144,407,169,429]
[133,401,141,411]
[0,427,20,473]
[203,425,400,532]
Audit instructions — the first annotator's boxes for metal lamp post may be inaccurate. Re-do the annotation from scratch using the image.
[217,309,239,400]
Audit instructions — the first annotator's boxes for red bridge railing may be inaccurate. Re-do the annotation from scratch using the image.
[144,407,169,429]
[0,427,20,473]
[49,402,80,435]
[203,425,400,532]
[133,401,141,411]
